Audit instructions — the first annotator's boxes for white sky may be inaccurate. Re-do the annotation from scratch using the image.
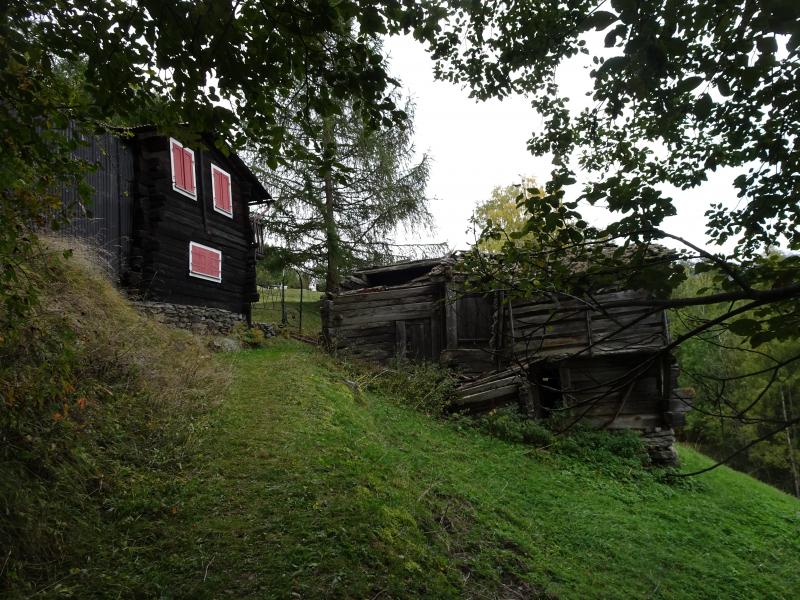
[384,34,741,256]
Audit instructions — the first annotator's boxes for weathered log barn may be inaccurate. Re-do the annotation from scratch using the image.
[59,126,271,322]
[322,255,692,464]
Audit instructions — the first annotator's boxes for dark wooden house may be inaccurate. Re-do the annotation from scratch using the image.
[60,126,271,320]
[322,255,692,464]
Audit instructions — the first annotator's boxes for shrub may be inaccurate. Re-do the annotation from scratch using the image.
[232,323,268,348]
[362,359,459,417]
[474,407,555,446]
[463,407,650,476]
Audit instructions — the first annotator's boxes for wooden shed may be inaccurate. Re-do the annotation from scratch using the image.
[322,255,692,464]
[59,126,271,321]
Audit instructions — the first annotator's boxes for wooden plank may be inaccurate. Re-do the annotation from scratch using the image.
[331,293,440,313]
[453,383,520,407]
[395,320,407,359]
[333,300,437,318]
[458,374,520,396]
[580,413,664,431]
[333,308,435,328]
[334,283,439,303]
[445,284,458,350]
[440,348,496,373]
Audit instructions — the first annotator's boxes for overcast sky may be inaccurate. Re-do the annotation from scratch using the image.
[383,34,741,256]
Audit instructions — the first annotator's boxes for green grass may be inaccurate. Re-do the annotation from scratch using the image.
[252,287,322,336]
[39,340,798,599]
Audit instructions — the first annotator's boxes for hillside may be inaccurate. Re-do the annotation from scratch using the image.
[3,253,799,598]
[133,342,797,599]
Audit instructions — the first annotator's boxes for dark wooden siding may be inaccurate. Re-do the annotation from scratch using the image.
[322,282,444,363]
[128,132,257,315]
[506,290,668,359]
[59,130,134,280]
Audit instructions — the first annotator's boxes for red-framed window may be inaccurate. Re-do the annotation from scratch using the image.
[189,242,222,282]
[211,164,233,217]
[170,138,196,199]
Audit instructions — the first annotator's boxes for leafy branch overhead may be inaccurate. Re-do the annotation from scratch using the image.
[428,0,800,345]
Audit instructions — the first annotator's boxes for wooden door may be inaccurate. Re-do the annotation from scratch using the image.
[396,319,433,361]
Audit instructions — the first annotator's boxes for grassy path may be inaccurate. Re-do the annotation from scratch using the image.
[121,340,799,599]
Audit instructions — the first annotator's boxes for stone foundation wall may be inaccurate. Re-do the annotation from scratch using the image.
[642,428,679,467]
[131,301,245,335]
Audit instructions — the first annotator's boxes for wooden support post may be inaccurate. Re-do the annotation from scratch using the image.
[395,320,407,360]
[445,284,458,350]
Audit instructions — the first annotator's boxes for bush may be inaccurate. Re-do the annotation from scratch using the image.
[473,407,555,446]
[463,407,650,475]
[232,323,268,348]
[362,359,459,417]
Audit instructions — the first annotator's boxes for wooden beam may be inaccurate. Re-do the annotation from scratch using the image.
[395,320,407,360]
[445,283,458,349]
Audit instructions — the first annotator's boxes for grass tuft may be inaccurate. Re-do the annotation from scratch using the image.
[0,237,228,595]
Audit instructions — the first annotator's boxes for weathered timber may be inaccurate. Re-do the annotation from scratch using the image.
[453,383,520,407]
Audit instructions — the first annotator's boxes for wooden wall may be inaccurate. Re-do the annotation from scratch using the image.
[506,289,668,360]
[323,282,444,363]
[454,353,674,432]
[325,271,688,435]
[553,354,670,431]
[128,132,258,315]
[58,129,134,280]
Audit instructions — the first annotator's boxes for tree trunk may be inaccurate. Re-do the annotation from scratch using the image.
[323,172,339,292]
[780,384,800,498]
[322,118,340,292]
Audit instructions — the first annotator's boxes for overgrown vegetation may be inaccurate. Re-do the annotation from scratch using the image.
[673,269,800,496]
[0,238,227,593]
[356,359,460,417]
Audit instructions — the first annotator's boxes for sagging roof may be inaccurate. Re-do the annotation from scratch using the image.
[341,254,458,289]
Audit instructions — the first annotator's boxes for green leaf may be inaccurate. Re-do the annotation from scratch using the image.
[693,93,714,119]
[727,318,761,337]
[676,76,704,94]
[582,11,618,31]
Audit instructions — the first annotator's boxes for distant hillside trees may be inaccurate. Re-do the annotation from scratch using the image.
[673,267,800,496]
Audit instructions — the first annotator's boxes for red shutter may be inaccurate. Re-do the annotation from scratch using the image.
[182,149,195,194]
[190,243,222,281]
[172,141,185,189]
[212,167,232,215]
[213,170,222,209]
[221,172,231,213]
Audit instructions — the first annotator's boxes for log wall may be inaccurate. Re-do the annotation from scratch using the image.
[128,132,259,315]
[507,289,668,359]
[323,282,444,363]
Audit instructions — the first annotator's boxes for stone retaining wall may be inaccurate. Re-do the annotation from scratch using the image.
[131,301,245,335]
[642,428,679,466]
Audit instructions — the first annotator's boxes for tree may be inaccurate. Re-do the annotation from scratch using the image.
[471,177,542,253]
[252,95,443,291]
[672,267,800,495]
[427,1,800,471]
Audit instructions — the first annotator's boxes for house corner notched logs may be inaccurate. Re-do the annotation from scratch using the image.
[322,255,694,467]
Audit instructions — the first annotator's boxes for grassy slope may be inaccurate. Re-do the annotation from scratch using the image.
[252,288,322,336]
[89,340,798,599]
